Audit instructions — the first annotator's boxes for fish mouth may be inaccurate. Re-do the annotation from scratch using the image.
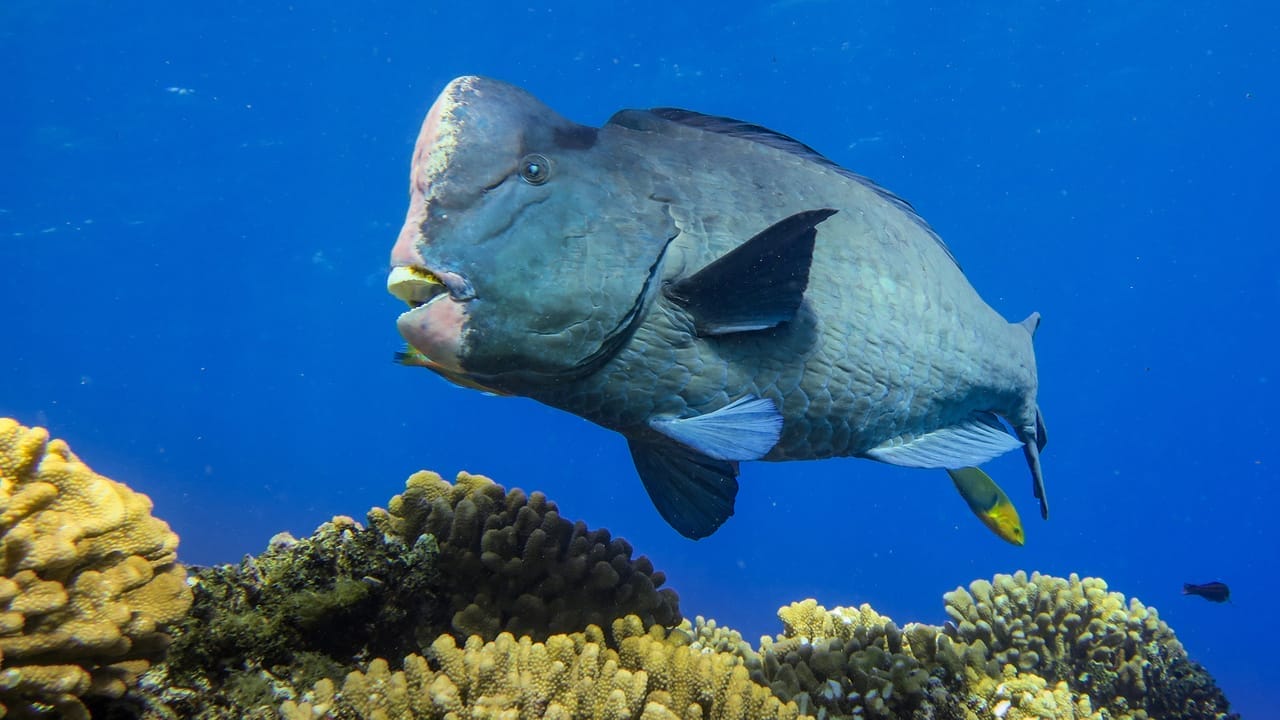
[388,265,473,374]
[388,265,446,308]
[387,265,477,306]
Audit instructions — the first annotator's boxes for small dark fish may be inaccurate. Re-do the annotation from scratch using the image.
[1183,581,1230,603]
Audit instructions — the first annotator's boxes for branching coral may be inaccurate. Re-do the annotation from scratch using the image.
[59,452,1222,720]
[966,669,1097,720]
[775,599,893,644]
[280,615,810,720]
[738,574,1236,720]
[0,418,192,719]
[368,470,681,641]
[753,600,956,719]
[942,571,1232,718]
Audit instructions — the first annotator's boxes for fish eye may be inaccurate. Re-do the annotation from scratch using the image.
[519,154,551,185]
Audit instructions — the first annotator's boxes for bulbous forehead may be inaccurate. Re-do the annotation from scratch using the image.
[409,76,592,210]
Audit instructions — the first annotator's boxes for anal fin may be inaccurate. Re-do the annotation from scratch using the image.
[865,412,1022,469]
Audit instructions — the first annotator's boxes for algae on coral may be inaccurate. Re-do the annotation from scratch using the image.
[146,471,689,718]
[154,515,445,718]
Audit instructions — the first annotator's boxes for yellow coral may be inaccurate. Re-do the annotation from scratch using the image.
[943,571,1204,720]
[967,669,1101,720]
[775,598,890,642]
[281,616,811,720]
[0,418,192,719]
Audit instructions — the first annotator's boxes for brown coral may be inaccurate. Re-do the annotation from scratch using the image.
[368,470,681,642]
[280,615,811,720]
[0,418,192,719]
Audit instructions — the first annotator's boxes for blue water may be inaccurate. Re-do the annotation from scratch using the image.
[4,2,1275,716]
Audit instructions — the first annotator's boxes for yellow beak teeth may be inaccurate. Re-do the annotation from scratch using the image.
[387,266,444,306]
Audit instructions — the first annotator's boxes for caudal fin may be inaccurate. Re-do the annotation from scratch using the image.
[1022,435,1048,519]
[1014,313,1048,514]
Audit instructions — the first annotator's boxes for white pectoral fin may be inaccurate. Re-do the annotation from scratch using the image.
[865,412,1022,469]
[649,395,783,461]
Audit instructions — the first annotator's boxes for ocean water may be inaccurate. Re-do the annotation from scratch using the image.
[3,2,1275,716]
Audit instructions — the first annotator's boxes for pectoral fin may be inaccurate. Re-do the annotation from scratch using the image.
[665,208,836,335]
[649,395,783,461]
[947,466,1025,546]
[865,412,1022,469]
[628,439,740,539]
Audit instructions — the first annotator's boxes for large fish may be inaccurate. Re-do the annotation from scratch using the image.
[387,76,1048,539]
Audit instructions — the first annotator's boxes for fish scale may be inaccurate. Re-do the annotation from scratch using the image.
[543,123,1033,462]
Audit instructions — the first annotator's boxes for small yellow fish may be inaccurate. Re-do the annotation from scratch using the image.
[947,466,1025,546]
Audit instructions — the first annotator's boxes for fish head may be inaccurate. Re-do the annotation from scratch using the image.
[980,501,1025,546]
[388,76,675,392]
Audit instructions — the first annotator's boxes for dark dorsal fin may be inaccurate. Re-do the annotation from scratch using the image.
[617,107,959,268]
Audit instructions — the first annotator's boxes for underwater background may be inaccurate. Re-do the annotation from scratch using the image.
[2,2,1275,716]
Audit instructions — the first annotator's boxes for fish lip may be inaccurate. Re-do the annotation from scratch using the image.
[395,284,469,375]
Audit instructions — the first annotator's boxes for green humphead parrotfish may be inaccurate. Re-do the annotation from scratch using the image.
[387,76,1048,540]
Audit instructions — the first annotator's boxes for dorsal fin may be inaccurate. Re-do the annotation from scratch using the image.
[616,107,959,268]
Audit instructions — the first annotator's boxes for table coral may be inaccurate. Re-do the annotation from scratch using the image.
[0,418,192,719]
[280,615,811,720]
[368,470,682,642]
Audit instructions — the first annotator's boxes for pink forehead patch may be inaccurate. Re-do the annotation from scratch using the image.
[392,79,474,267]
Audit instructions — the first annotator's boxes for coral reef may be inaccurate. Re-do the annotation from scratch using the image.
[941,571,1234,720]
[368,470,682,641]
[150,515,444,718]
[280,616,808,720]
[753,600,957,719]
[0,419,192,719]
[736,573,1236,720]
[0,420,1232,720]
[144,470,684,718]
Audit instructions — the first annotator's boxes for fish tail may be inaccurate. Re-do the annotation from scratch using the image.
[1020,435,1048,519]
[1009,312,1048,517]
